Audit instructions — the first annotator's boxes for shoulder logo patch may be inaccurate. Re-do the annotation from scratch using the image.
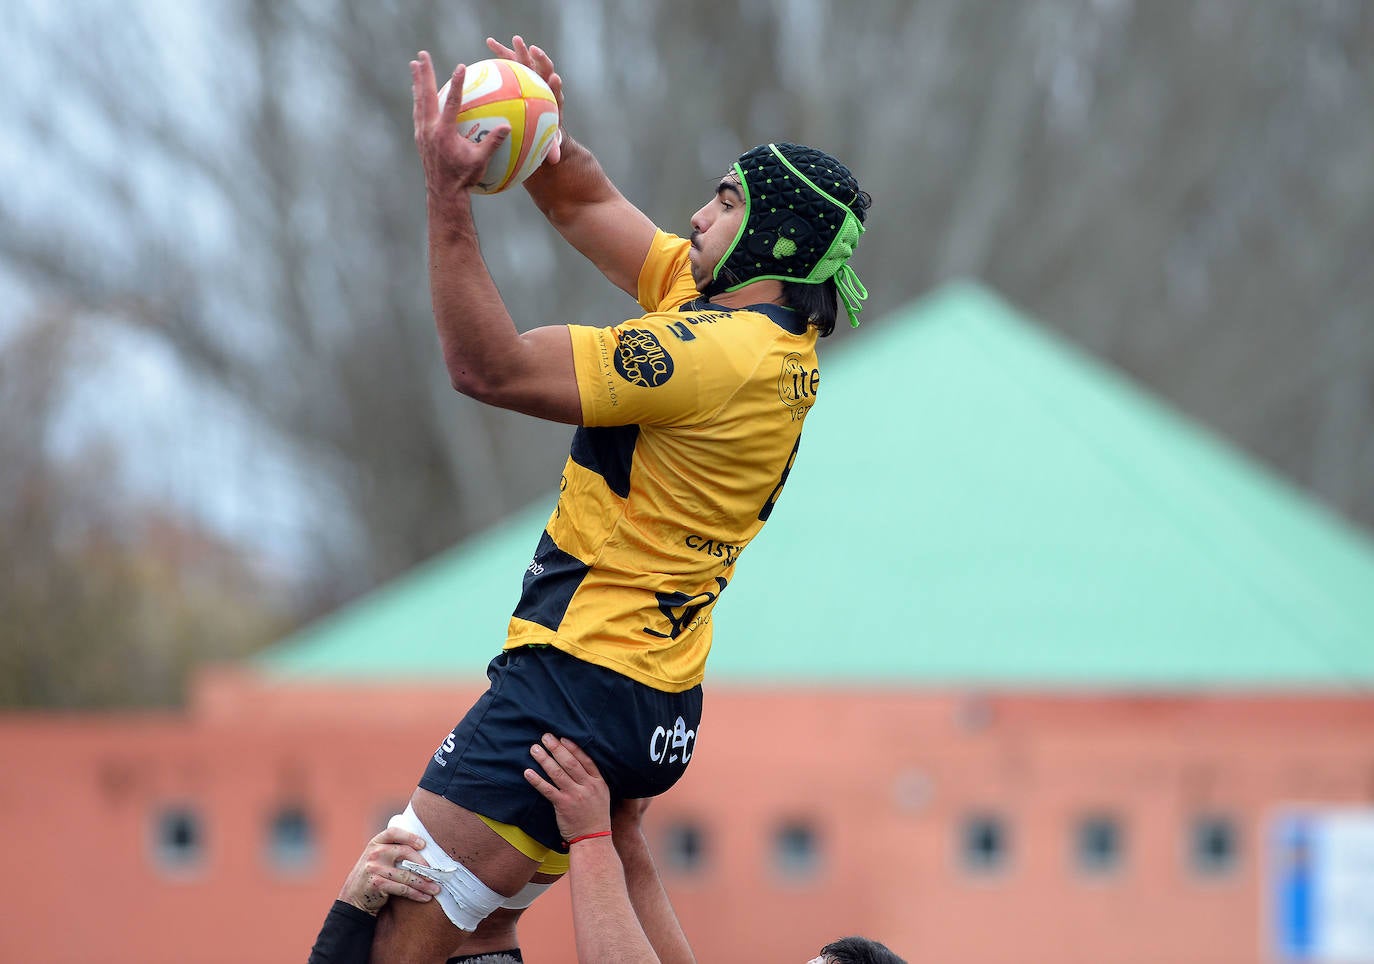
[615,329,675,388]
[778,352,820,407]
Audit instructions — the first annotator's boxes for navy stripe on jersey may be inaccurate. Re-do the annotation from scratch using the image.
[675,299,808,336]
[744,303,809,335]
[513,530,590,631]
[570,425,639,499]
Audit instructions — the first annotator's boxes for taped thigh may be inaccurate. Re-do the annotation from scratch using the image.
[387,804,506,932]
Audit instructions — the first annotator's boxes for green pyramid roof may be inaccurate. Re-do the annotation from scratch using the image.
[256,284,1374,689]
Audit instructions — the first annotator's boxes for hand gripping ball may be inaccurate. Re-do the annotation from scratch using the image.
[437,58,561,195]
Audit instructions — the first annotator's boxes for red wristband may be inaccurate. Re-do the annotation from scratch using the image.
[566,830,613,846]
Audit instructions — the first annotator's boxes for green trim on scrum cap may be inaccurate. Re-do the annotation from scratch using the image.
[709,159,754,291]
[708,143,868,326]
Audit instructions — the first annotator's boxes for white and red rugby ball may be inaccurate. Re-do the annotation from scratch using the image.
[438,58,560,195]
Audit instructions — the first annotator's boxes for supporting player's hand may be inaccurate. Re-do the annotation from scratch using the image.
[525,733,612,843]
[410,51,511,202]
[485,35,564,165]
[337,826,442,915]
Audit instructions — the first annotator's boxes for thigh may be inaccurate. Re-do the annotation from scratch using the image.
[371,790,539,964]
[459,864,565,957]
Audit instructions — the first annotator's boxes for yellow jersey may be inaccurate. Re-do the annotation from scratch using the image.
[504,230,822,691]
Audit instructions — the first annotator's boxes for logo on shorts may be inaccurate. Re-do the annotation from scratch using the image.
[649,716,696,766]
[614,329,674,388]
[433,730,457,768]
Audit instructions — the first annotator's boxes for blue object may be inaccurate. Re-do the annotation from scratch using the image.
[1275,817,1316,960]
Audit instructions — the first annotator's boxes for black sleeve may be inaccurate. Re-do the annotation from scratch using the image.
[307,900,377,964]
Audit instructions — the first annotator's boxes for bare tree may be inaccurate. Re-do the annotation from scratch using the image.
[0,311,287,708]
[1,0,1371,705]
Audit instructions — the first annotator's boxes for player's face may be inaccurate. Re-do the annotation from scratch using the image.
[688,174,747,291]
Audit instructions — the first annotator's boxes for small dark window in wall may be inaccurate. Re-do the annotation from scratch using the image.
[1190,814,1239,877]
[153,807,204,873]
[1075,814,1124,875]
[961,813,1009,873]
[774,820,821,879]
[267,805,317,873]
[663,821,706,874]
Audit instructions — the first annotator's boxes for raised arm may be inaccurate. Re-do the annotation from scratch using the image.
[411,51,582,423]
[487,36,657,299]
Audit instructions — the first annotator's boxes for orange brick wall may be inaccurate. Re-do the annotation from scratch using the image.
[1,674,1371,964]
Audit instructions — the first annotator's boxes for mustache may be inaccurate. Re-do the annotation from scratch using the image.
[690,230,702,249]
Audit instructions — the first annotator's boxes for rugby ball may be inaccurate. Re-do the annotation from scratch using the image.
[438,58,560,195]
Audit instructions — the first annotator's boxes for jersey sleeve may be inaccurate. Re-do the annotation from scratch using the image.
[636,230,700,312]
[569,312,750,428]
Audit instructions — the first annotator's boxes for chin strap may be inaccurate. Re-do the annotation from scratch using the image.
[834,263,869,328]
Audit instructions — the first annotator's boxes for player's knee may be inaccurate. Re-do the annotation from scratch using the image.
[466,907,523,950]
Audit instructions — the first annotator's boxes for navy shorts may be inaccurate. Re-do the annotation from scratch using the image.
[418,645,703,852]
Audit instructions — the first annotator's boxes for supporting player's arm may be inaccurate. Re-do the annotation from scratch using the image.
[307,827,441,964]
[487,36,656,299]
[412,52,582,424]
[614,800,697,964]
[526,735,687,964]
[566,835,661,964]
